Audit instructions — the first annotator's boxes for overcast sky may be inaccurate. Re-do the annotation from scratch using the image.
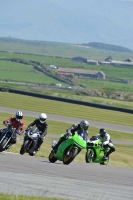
[0,0,133,50]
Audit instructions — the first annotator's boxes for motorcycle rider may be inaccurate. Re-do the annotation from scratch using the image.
[91,128,115,160]
[53,120,89,151]
[26,113,48,151]
[0,111,25,148]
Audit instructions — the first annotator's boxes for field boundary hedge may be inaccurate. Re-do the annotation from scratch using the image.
[0,87,133,114]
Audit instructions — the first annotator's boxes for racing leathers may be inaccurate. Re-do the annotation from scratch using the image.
[0,117,25,144]
[27,119,48,150]
[53,123,88,151]
[91,132,115,158]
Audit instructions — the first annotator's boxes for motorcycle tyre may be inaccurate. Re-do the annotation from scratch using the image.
[20,140,29,155]
[85,150,93,163]
[49,151,57,163]
[0,138,8,152]
[63,148,78,165]
[100,157,109,165]
[29,151,37,156]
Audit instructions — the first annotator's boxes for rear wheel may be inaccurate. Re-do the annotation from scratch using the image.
[20,140,29,155]
[49,151,57,163]
[85,150,93,163]
[63,148,78,165]
[0,138,8,152]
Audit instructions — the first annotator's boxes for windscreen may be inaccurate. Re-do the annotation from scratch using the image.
[31,127,39,133]
[77,130,87,141]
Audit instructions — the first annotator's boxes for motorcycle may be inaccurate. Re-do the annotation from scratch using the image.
[85,137,110,165]
[49,130,87,165]
[20,127,40,156]
[0,125,16,152]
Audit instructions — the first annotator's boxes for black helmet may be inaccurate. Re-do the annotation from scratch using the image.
[99,128,106,137]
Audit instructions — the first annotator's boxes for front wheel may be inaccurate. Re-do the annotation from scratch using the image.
[20,140,29,155]
[63,148,78,165]
[85,150,93,163]
[0,138,8,152]
[49,151,57,163]
[29,151,36,156]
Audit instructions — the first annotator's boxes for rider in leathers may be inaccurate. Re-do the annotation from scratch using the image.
[89,128,115,159]
[0,111,24,148]
[27,113,48,151]
[53,120,89,151]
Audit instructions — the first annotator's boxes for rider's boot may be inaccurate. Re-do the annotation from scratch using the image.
[106,149,113,157]
[6,139,16,150]
[102,151,108,160]
[6,144,12,150]
[36,143,41,151]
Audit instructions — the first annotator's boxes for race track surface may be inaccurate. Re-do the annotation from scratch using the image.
[0,152,133,200]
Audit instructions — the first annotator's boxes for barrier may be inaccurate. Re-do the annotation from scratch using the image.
[1,88,133,114]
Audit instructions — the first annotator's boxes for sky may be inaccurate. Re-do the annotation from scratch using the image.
[0,0,133,50]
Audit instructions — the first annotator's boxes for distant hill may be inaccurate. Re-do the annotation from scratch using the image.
[0,37,57,46]
[81,42,132,53]
[0,37,132,53]
[0,37,133,62]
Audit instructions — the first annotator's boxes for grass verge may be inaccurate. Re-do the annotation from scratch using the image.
[0,92,133,126]
[0,193,66,200]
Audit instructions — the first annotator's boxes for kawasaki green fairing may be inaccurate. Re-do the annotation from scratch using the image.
[86,138,110,165]
[54,130,87,161]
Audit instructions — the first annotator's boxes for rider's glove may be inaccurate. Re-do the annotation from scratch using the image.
[65,131,72,139]
[25,126,31,131]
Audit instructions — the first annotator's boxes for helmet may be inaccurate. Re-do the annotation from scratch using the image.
[16,111,23,122]
[99,128,106,137]
[80,120,89,131]
[39,113,47,123]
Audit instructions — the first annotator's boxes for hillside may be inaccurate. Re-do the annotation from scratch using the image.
[81,42,132,53]
[0,37,133,61]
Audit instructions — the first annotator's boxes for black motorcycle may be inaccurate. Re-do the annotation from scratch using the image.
[20,127,40,156]
[0,125,16,152]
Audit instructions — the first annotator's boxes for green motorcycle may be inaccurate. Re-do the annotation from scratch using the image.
[85,137,110,165]
[49,130,87,165]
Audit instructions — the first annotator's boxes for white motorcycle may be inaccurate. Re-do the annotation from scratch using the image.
[20,127,40,156]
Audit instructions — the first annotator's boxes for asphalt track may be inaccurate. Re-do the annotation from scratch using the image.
[0,106,133,200]
[0,152,133,200]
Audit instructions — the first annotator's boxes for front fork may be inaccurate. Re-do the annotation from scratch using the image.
[0,135,6,143]
[3,137,12,149]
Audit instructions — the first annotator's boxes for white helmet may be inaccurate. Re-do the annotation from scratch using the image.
[16,111,23,122]
[39,113,47,123]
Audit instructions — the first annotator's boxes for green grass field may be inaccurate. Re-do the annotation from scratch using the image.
[0,92,132,126]
[1,51,133,92]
